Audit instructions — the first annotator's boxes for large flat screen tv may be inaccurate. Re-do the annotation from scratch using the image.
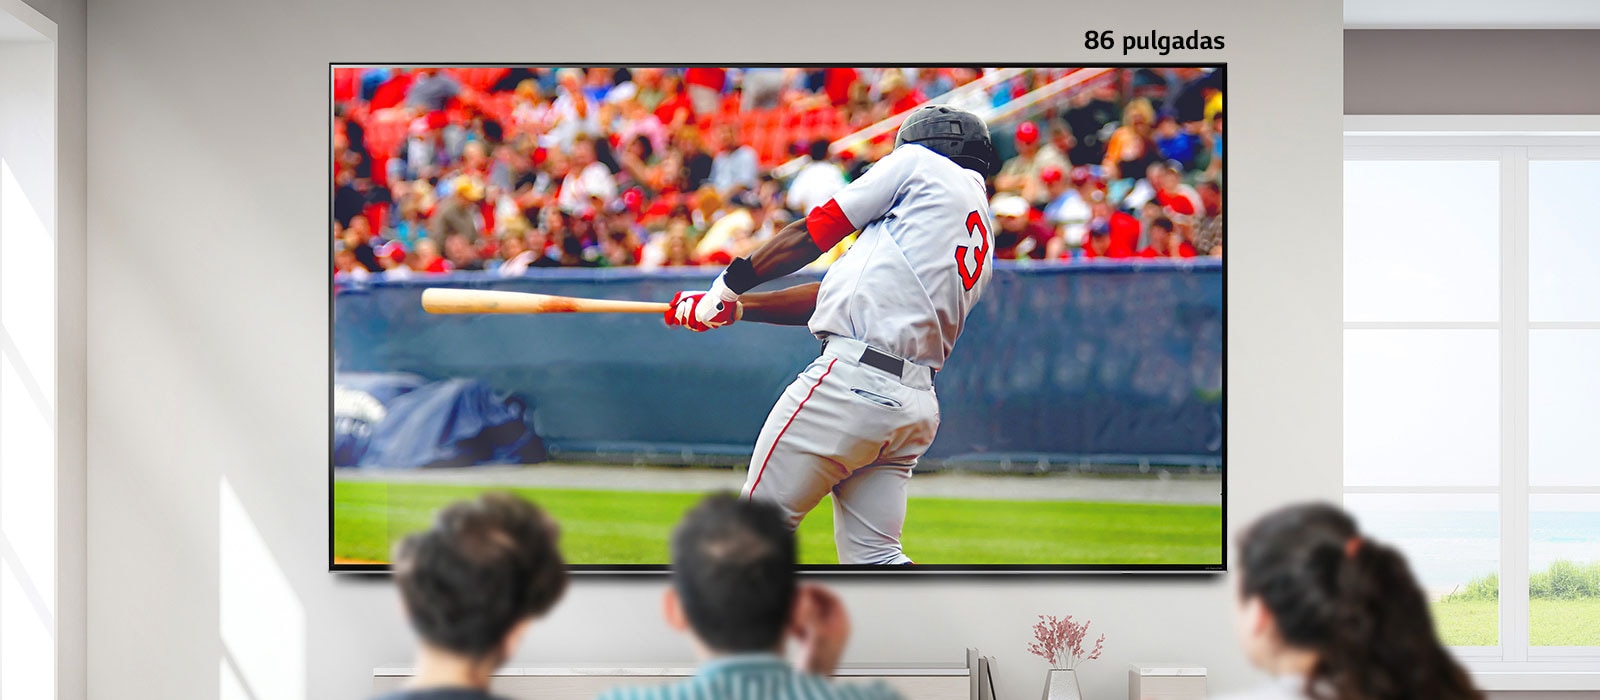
[331,64,1224,572]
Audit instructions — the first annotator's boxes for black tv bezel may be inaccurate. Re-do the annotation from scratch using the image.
[328,62,1227,576]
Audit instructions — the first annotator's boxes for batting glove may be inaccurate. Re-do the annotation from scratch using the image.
[667,281,741,332]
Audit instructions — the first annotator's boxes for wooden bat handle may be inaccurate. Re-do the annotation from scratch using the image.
[421,288,670,315]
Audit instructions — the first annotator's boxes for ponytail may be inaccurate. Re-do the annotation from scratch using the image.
[1239,503,1483,700]
[1315,539,1479,700]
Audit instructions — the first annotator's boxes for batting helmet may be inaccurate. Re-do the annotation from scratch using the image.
[894,104,1000,177]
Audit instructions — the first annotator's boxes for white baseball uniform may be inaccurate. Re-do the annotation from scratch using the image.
[741,144,994,565]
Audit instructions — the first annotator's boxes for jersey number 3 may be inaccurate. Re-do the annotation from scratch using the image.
[955,210,989,291]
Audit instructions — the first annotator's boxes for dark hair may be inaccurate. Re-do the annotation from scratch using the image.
[1238,503,1481,700]
[632,135,655,161]
[393,493,568,658]
[1150,217,1174,233]
[670,493,797,653]
[807,139,831,162]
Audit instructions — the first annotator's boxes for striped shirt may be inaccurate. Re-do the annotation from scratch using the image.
[596,655,903,700]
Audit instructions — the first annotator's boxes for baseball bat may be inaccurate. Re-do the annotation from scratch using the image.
[421,288,670,315]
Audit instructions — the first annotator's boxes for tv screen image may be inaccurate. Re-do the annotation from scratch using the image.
[331,65,1225,572]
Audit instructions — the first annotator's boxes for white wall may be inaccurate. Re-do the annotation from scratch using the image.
[81,2,1344,700]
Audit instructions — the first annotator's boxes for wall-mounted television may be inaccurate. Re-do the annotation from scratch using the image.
[331,64,1224,572]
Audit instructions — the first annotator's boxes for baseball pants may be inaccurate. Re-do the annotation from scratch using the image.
[740,336,939,565]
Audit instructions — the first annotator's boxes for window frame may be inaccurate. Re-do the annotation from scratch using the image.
[1344,116,1600,689]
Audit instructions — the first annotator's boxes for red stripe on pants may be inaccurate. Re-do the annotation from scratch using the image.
[747,358,838,499]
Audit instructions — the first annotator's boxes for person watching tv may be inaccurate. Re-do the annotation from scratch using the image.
[599,494,901,700]
[1217,502,1482,700]
[375,493,568,700]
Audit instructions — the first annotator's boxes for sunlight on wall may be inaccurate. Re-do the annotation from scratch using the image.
[220,479,306,700]
[0,151,56,699]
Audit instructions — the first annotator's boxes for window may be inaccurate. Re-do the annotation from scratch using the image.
[1345,119,1600,681]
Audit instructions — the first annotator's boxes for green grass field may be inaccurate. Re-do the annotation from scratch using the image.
[334,480,1223,566]
[1432,599,1600,647]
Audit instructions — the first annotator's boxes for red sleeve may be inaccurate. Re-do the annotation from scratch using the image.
[806,199,856,250]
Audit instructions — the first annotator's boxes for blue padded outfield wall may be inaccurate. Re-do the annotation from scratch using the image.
[334,261,1223,468]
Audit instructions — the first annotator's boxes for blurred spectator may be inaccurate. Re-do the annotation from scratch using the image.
[709,124,759,197]
[1197,179,1222,218]
[1074,219,1134,260]
[343,215,382,272]
[1154,112,1200,170]
[1139,217,1196,259]
[1158,191,1200,249]
[683,67,727,116]
[495,231,550,276]
[375,241,412,280]
[1195,214,1224,258]
[548,68,604,151]
[511,79,552,135]
[584,67,617,102]
[643,220,699,269]
[1169,67,1224,125]
[613,88,669,157]
[557,135,618,214]
[599,218,643,267]
[1102,98,1159,181]
[874,70,923,119]
[334,243,372,281]
[1042,166,1096,254]
[1153,162,1204,215]
[444,232,486,271]
[995,121,1049,205]
[990,194,1052,261]
[333,170,379,228]
[786,140,846,215]
[375,493,567,700]
[694,202,761,264]
[1062,84,1119,165]
[741,67,788,111]
[1034,122,1075,174]
[405,68,460,111]
[652,72,695,128]
[677,127,715,191]
[558,232,599,268]
[432,178,485,243]
[411,238,450,274]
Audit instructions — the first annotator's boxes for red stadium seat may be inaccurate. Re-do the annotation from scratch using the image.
[333,68,359,103]
[445,67,510,93]
[363,108,412,161]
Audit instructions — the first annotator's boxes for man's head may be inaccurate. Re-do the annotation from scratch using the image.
[807,138,831,163]
[665,494,797,654]
[1041,166,1066,198]
[412,238,442,267]
[991,194,1031,233]
[443,233,480,266]
[1048,122,1074,154]
[393,493,568,663]
[499,233,527,260]
[1148,216,1176,251]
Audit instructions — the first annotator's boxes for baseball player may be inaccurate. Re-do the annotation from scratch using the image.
[665,105,999,565]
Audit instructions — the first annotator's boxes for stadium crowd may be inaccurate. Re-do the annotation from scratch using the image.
[332,66,1223,280]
